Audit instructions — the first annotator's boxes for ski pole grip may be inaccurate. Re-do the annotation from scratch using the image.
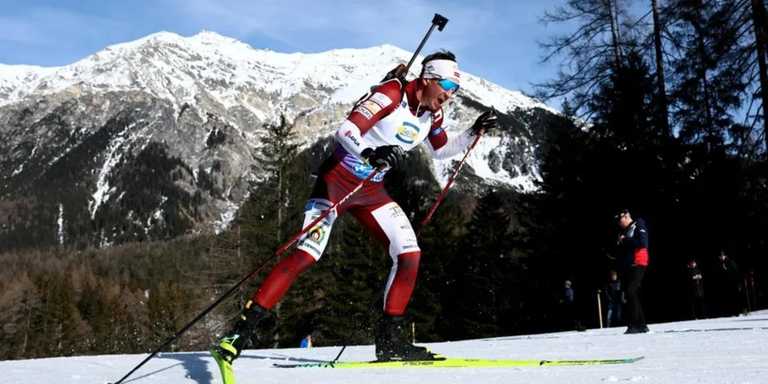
[433,13,449,31]
[405,13,449,73]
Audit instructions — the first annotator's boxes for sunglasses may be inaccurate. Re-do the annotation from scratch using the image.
[437,78,460,93]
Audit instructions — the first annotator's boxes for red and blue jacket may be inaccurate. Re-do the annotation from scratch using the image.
[618,218,649,269]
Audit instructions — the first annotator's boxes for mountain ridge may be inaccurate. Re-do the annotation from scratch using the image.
[0,31,553,115]
[0,30,558,249]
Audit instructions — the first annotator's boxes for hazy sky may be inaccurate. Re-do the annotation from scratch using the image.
[0,0,579,106]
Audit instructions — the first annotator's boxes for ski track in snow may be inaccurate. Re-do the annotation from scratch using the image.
[2,310,767,384]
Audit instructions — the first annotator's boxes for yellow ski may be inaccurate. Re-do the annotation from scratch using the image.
[273,356,645,369]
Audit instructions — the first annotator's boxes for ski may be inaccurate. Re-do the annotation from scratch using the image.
[211,348,236,384]
[663,326,768,334]
[273,356,645,369]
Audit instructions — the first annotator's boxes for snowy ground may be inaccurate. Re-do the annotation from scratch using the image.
[2,311,767,384]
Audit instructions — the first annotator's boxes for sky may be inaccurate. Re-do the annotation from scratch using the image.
[0,0,576,104]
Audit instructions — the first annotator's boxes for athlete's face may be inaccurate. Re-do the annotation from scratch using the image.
[420,78,456,110]
[618,213,631,229]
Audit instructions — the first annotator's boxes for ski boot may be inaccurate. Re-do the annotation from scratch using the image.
[624,325,649,334]
[375,315,438,361]
[212,301,270,364]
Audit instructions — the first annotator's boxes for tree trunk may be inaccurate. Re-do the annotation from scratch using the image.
[606,0,624,70]
[690,0,715,138]
[651,0,671,137]
[21,302,31,356]
[273,168,284,348]
[750,0,768,152]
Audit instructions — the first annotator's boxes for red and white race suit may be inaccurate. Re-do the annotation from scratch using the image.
[252,78,473,316]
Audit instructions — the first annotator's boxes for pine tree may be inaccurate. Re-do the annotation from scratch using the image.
[0,273,42,359]
[665,0,746,147]
[235,115,302,346]
[305,216,384,346]
[239,115,301,258]
[537,0,635,115]
[749,0,768,153]
[445,189,516,339]
[651,0,671,137]
[589,48,658,145]
[407,192,471,342]
[47,273,88,356]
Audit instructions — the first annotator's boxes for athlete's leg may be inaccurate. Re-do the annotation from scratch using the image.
[252,198,338,308]
[352,200,435,361]
[215,163,351,362]
[248,157,371,311]
[351,201,421,315]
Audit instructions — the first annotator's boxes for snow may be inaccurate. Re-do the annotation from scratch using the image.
[431,135,539,192]
[88,123,134,219]
[11,139,39,177]
[88,119,155,220]
[214,199,240,234]
[2,311,767,384]
[11,162,24,177]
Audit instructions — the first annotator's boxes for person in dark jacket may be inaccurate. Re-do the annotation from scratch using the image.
[711,250,742,317]
[686,259,706,319]
[615,209,649,334]
[561,280,585,331]
[605,270,624,327]
[744,269,758,313]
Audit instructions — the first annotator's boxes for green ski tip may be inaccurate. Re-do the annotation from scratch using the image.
[211,347,237,384]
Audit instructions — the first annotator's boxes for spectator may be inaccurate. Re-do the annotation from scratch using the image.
[744,269,758,313]
[605,270,624,327]
[686,259,706,319]
[300,334,313,348]
[561,280,585,331]
[712,250,742,317]
[615,209,649,334]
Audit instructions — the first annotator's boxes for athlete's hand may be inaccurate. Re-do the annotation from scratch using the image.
[471,109,499,136]
[381,63,407,84]
[362,145,405,169]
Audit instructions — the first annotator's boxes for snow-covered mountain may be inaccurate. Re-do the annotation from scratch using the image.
[2,311,767,384]
[0,31,558,247]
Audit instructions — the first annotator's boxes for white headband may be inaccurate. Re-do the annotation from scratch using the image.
[421,59,461,85]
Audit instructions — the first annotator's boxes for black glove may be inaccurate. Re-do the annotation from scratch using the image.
[381,63,407,84]
[471,109,499,136]
[361,145,405,169]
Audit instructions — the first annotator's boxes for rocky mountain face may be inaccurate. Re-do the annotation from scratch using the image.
[0,31,558,250]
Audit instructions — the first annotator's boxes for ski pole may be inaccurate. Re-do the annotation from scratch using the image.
[382,14,449,84]
[109,257,272,384]
[596,290,604,329]
[418,130,484,233]
[110,170,379,384]
[406,14,449,71]
[275,169,379,256]
[744,277,752,315]
[330,345,347,366]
